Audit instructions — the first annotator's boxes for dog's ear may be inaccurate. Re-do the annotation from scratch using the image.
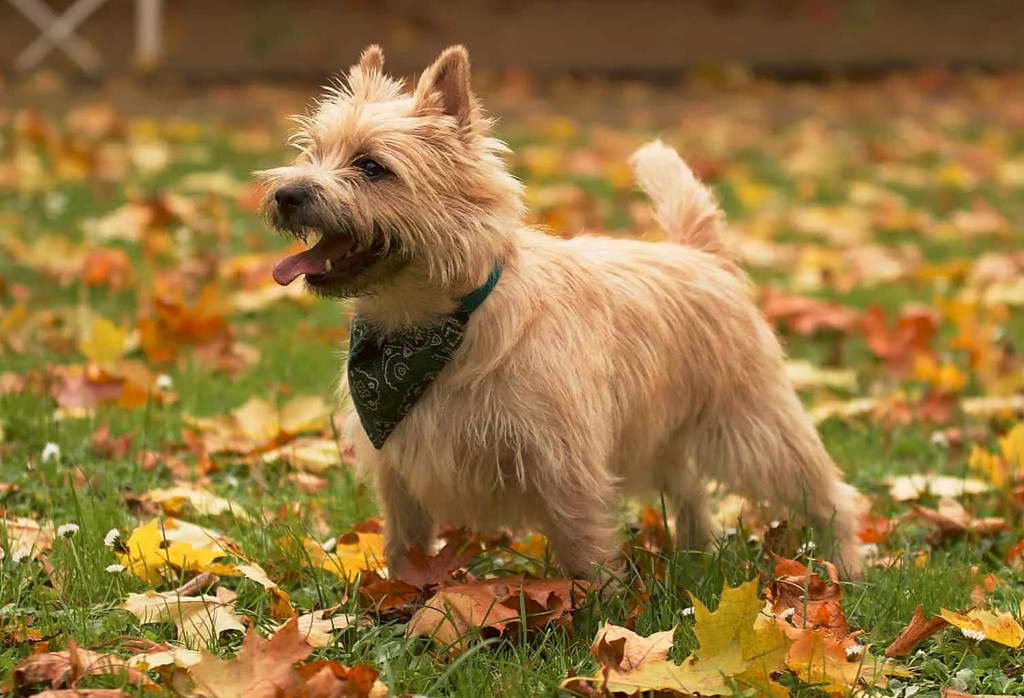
[358,44,384,74]
[415,45,477,131]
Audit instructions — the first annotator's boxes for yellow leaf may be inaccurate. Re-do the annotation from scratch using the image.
[233,397,279,443]
[122,587,246,648]
[785,628,908,693]
[262,438,340,473]
[79,312,127,364]
[939,608,1024,648]
[117,518,237,584]
[279,396,329,435]
[304,533,386,581]
[144,486,251,520]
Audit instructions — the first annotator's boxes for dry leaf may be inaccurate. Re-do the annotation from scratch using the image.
[1,517,55,561]
[122,587,246,648]
[143,486,251,520]
[885,474,990,501]
[13,638,152,689]
[939,608,1024,648]
[189,617,313,698]
[912,498,1007,544]
[591,622,674,672]
[117,517,238,584]
[885,605,949,657]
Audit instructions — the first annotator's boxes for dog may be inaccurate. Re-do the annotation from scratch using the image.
[258,44,864,579]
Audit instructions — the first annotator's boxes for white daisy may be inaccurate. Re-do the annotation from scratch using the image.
[779,607,796,621]
[797,540,817,555]
[104,528,121,548]
[41,443,61,462]
[105,563,126,573]
[11,548,30,563]
[681,607,695,617]
[156,374,173,390]
[322,537,338,553]
[57,523,79,537]
[844,643,864,659]
[960,628,987,641]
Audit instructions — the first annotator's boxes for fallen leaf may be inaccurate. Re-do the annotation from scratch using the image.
[143,486,251,520]
[305,532,386,581]
[886,474,990,501]
[768,556,848,637]
[939,608,1024,648]
[912,498,1007,544]
[122,587,246,648]
[885,605,949,657]
[117,517,238,584]
[399,531,483,588]
[13,638,151,689]
[591,622,674,672]
[273,609,364,649]
[1,517,55,561]
[408,576,582,653]
[189,617,312,698]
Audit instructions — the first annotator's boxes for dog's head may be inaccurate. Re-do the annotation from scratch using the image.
[257,45,522,299]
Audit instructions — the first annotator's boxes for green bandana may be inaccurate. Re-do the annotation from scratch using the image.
[347,265,502,449]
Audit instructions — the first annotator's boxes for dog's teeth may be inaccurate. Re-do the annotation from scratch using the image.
[324,258,333,272]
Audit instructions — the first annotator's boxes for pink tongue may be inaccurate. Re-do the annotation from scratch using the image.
[273,248,328,286]
[272,236,355,286]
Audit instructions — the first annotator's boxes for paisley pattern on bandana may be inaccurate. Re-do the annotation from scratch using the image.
[347,265,502,448]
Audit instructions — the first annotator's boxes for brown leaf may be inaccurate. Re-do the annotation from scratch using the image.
[768,556,848,637]
[291,660,387,698]
[28,687,129,691]
[89,423,132,459]
[14,638,152,689]
[407,576,583,653]
[913,498,1007,544]
[861,304,938,370]
[761,287,861,335]
[399,530,483,588]
[189,617,313,698]
[884,605,949,658]
[591,622,674,673]
[359,572,420,612]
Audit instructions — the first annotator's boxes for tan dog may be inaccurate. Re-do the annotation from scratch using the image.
[259,45,863,579]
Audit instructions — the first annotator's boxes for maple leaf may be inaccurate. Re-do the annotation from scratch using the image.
[912,498,1007,544]
[304,531,386,581]
[398,530,483,588]
[122,587,246,648]
[407,576,582,653]
[1,516,55,561]
[13,637,152,690]
[143,485,251,520]
[78,312,128,365]
[271,609,364,649]
[783,625,908,694]
[885,474,990,501]
[117,517,239,584]
[761,287,861,335]
[291,660,389,698]
[185,396,330,456]
[564,579,788,696]
[263,437,342,473]
[591,622,674,672]
[768,556,848,637]
[861,304,938,370]
[885,605,950,657]
[188,617,313,698]
[939,608,1024,648]
[358,572,421,612]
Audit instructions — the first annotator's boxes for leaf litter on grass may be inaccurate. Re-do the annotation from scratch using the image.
[6,72,1024,696]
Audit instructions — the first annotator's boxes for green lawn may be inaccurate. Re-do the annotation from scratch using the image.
[3,74,1024,697]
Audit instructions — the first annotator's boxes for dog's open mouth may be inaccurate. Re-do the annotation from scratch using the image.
[272,234,385,287]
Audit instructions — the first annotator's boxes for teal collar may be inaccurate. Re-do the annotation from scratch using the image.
[347,264,502,448]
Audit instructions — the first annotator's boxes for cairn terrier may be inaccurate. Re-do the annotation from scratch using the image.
[259,45,863,579]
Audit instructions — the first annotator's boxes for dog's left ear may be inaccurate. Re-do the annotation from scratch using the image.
[415,45,477,132]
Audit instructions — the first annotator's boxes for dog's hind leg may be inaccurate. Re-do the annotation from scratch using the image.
[696,380,863,577]
[377,463,434,578]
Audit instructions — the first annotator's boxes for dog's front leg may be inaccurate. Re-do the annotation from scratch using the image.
[377,463,433,578]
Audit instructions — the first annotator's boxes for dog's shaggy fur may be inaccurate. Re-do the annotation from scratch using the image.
[259,45,864,578]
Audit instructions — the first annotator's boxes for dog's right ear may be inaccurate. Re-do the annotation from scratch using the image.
[415,45,477,132]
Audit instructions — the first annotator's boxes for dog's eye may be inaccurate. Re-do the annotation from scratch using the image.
[353,157,388,180]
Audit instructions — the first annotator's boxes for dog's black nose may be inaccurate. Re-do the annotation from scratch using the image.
[275,185,308,210]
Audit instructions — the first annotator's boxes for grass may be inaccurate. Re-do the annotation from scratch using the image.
[2,73,1024,697]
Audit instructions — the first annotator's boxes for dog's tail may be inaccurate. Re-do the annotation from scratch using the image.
[630,140,724,254]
